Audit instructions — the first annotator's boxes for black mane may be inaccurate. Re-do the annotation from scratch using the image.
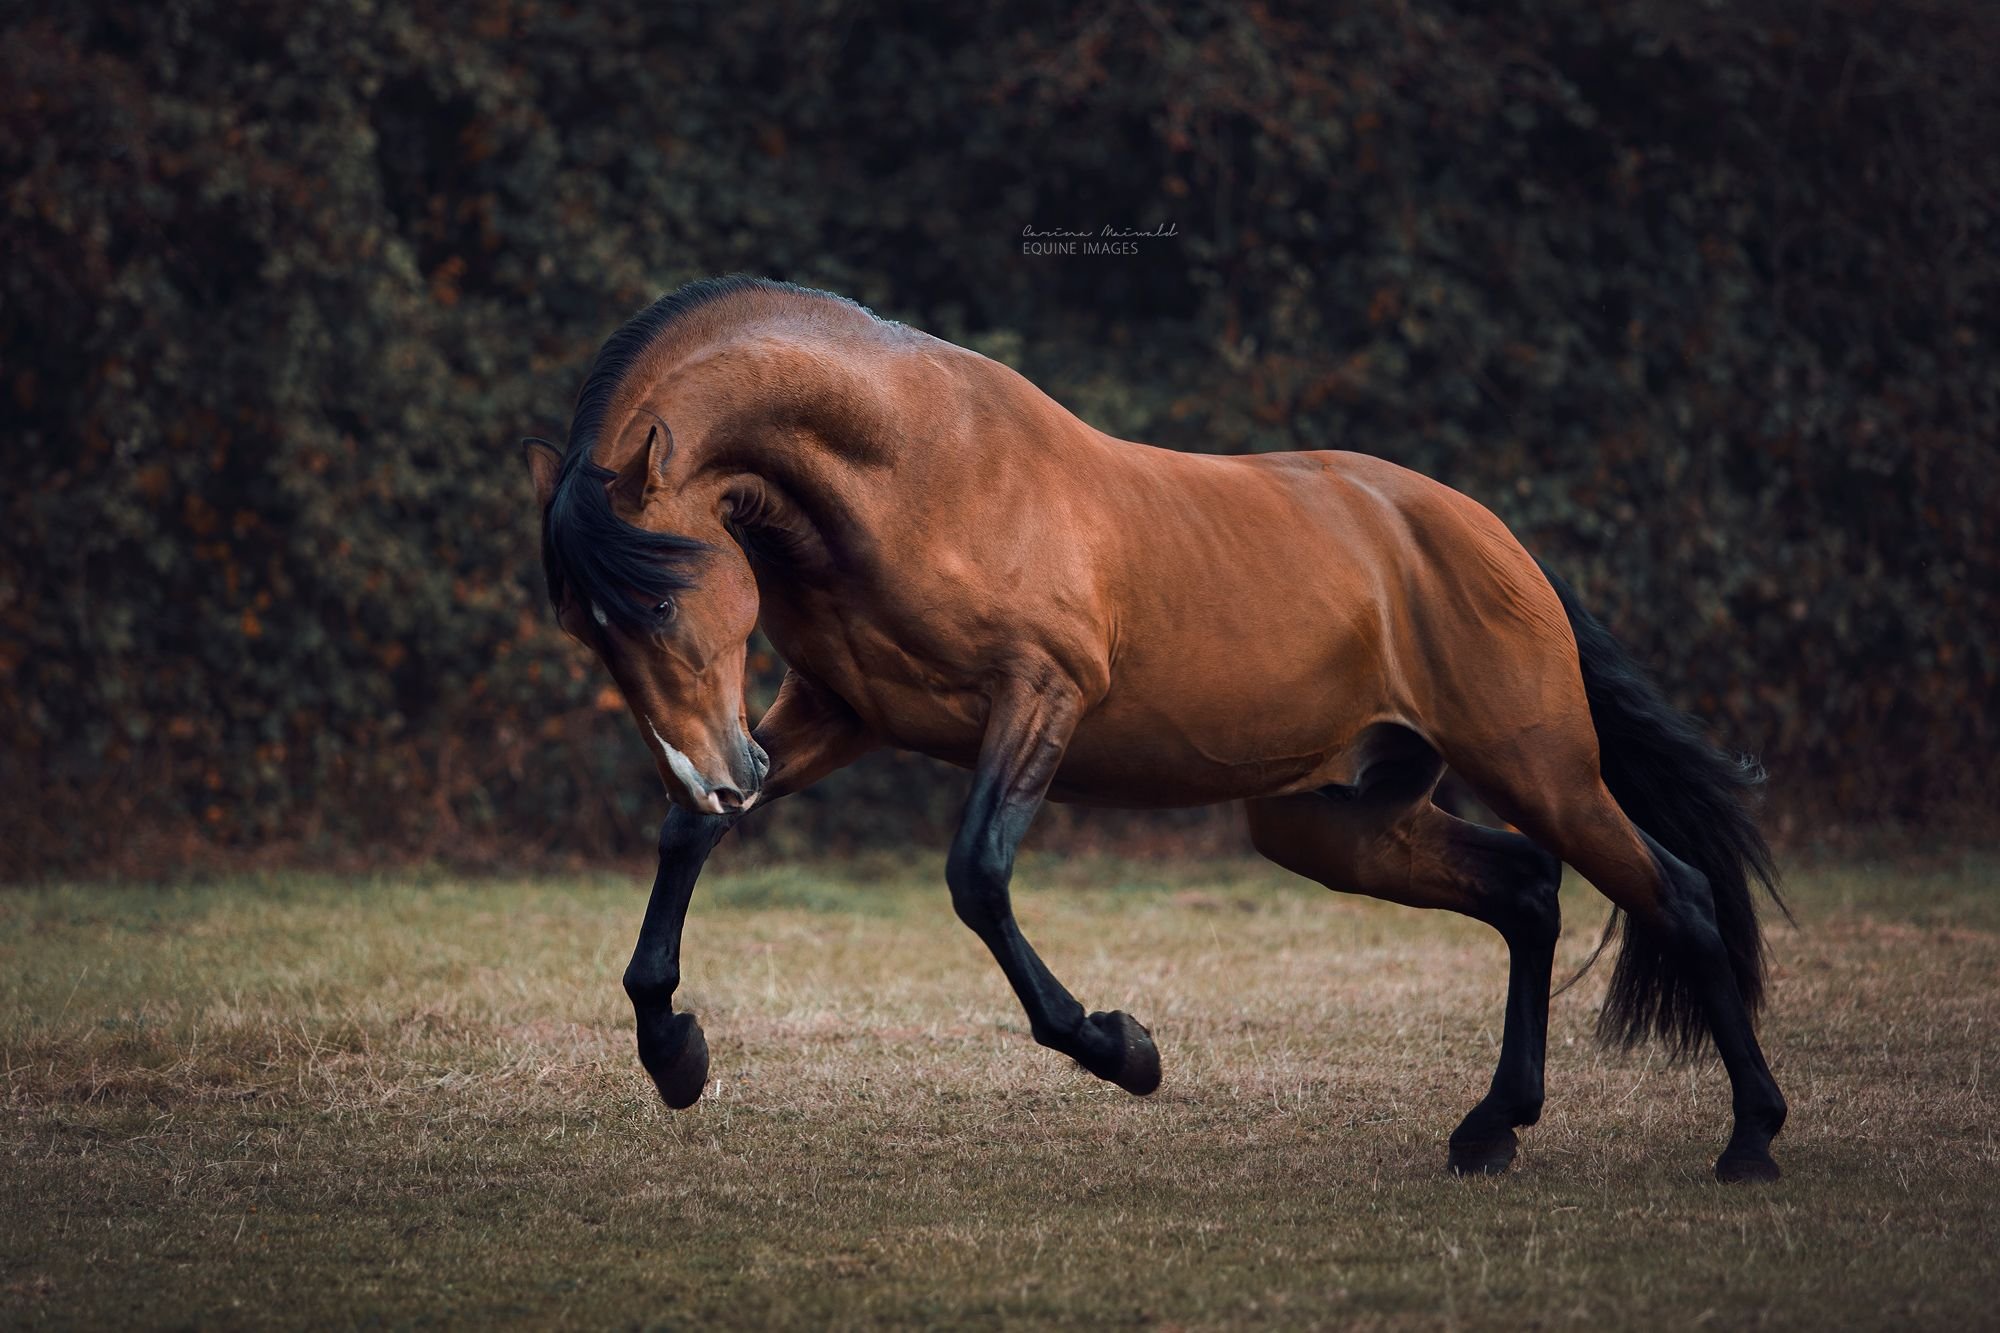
[540,276,852,630]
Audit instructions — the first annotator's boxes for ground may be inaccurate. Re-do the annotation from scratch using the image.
[2,850,1996,1330]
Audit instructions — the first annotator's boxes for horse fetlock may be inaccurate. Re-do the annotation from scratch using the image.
[1714,1089,1786,1182]
[1733,1092,1788,1140]
[623,966,679,1009]
[1027,1015,1080,1050]
[1453,1096,1514,1140]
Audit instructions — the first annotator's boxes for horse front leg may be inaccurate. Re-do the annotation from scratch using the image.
[946,679,1161,1095]
[625,670,876,1108]
[626,807,734,1108]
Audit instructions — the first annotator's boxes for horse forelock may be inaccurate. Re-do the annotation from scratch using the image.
[540,459,708,633]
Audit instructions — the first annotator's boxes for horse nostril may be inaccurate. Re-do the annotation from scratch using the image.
[712,786,746,813]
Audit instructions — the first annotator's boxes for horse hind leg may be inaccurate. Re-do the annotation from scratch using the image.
[1245,740,1563,1176]
[1452,739,1788,1183]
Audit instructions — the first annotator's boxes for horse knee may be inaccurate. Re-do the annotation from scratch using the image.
[947,881,1000,932]
[945,836,1010,933]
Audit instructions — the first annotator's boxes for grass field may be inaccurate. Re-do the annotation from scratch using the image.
[3,850,1996,1330]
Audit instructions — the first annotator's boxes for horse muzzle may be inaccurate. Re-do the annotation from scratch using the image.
[649,723,767,815]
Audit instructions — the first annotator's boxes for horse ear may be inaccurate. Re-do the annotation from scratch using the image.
[606,423,669,513]
[522,437,562,508]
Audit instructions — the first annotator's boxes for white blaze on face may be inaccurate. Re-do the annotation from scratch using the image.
[648,720,726,815]
[590,602,609,628]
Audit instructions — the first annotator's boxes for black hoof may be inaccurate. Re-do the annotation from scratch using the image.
[1714,1149,1781,1184]
[1447,1127,1519,1177]
[638,1011,709,1109]
[1078,1010,1162,1095]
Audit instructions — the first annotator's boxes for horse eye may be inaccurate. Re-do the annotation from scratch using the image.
[653,599,677,622]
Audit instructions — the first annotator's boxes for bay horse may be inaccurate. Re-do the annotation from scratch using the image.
[524,277,1787,1183]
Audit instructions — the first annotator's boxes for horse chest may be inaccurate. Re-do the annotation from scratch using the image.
[851,673,989,762]
[762,612,991,764]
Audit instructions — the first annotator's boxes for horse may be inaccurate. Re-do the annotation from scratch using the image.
[523,276,1788,1183]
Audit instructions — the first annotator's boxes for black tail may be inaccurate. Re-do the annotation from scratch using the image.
[1537,559,1788,1058]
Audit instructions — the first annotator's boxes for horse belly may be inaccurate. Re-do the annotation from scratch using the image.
[1046,738,1337,807]
[1049,651,1393,808]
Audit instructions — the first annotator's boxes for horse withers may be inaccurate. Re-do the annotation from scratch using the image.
[523,277,1788,1183]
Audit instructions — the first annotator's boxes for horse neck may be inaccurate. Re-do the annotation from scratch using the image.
[673,332,915,575]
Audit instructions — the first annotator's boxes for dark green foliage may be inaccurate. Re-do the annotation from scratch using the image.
[2,1,1995,871]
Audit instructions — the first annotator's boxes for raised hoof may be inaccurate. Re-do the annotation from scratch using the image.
[1714,1150,1782,1184]
[639,1011,710,1109]
[1081,1010,1162,1095]
[1447,1128,1519,1177]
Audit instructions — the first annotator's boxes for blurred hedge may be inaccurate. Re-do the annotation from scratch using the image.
[3,0,1995,873]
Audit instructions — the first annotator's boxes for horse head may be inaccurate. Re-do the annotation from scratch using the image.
[526,424,767,814]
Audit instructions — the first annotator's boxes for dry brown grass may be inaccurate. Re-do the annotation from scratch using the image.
[2,851,1996,1329]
